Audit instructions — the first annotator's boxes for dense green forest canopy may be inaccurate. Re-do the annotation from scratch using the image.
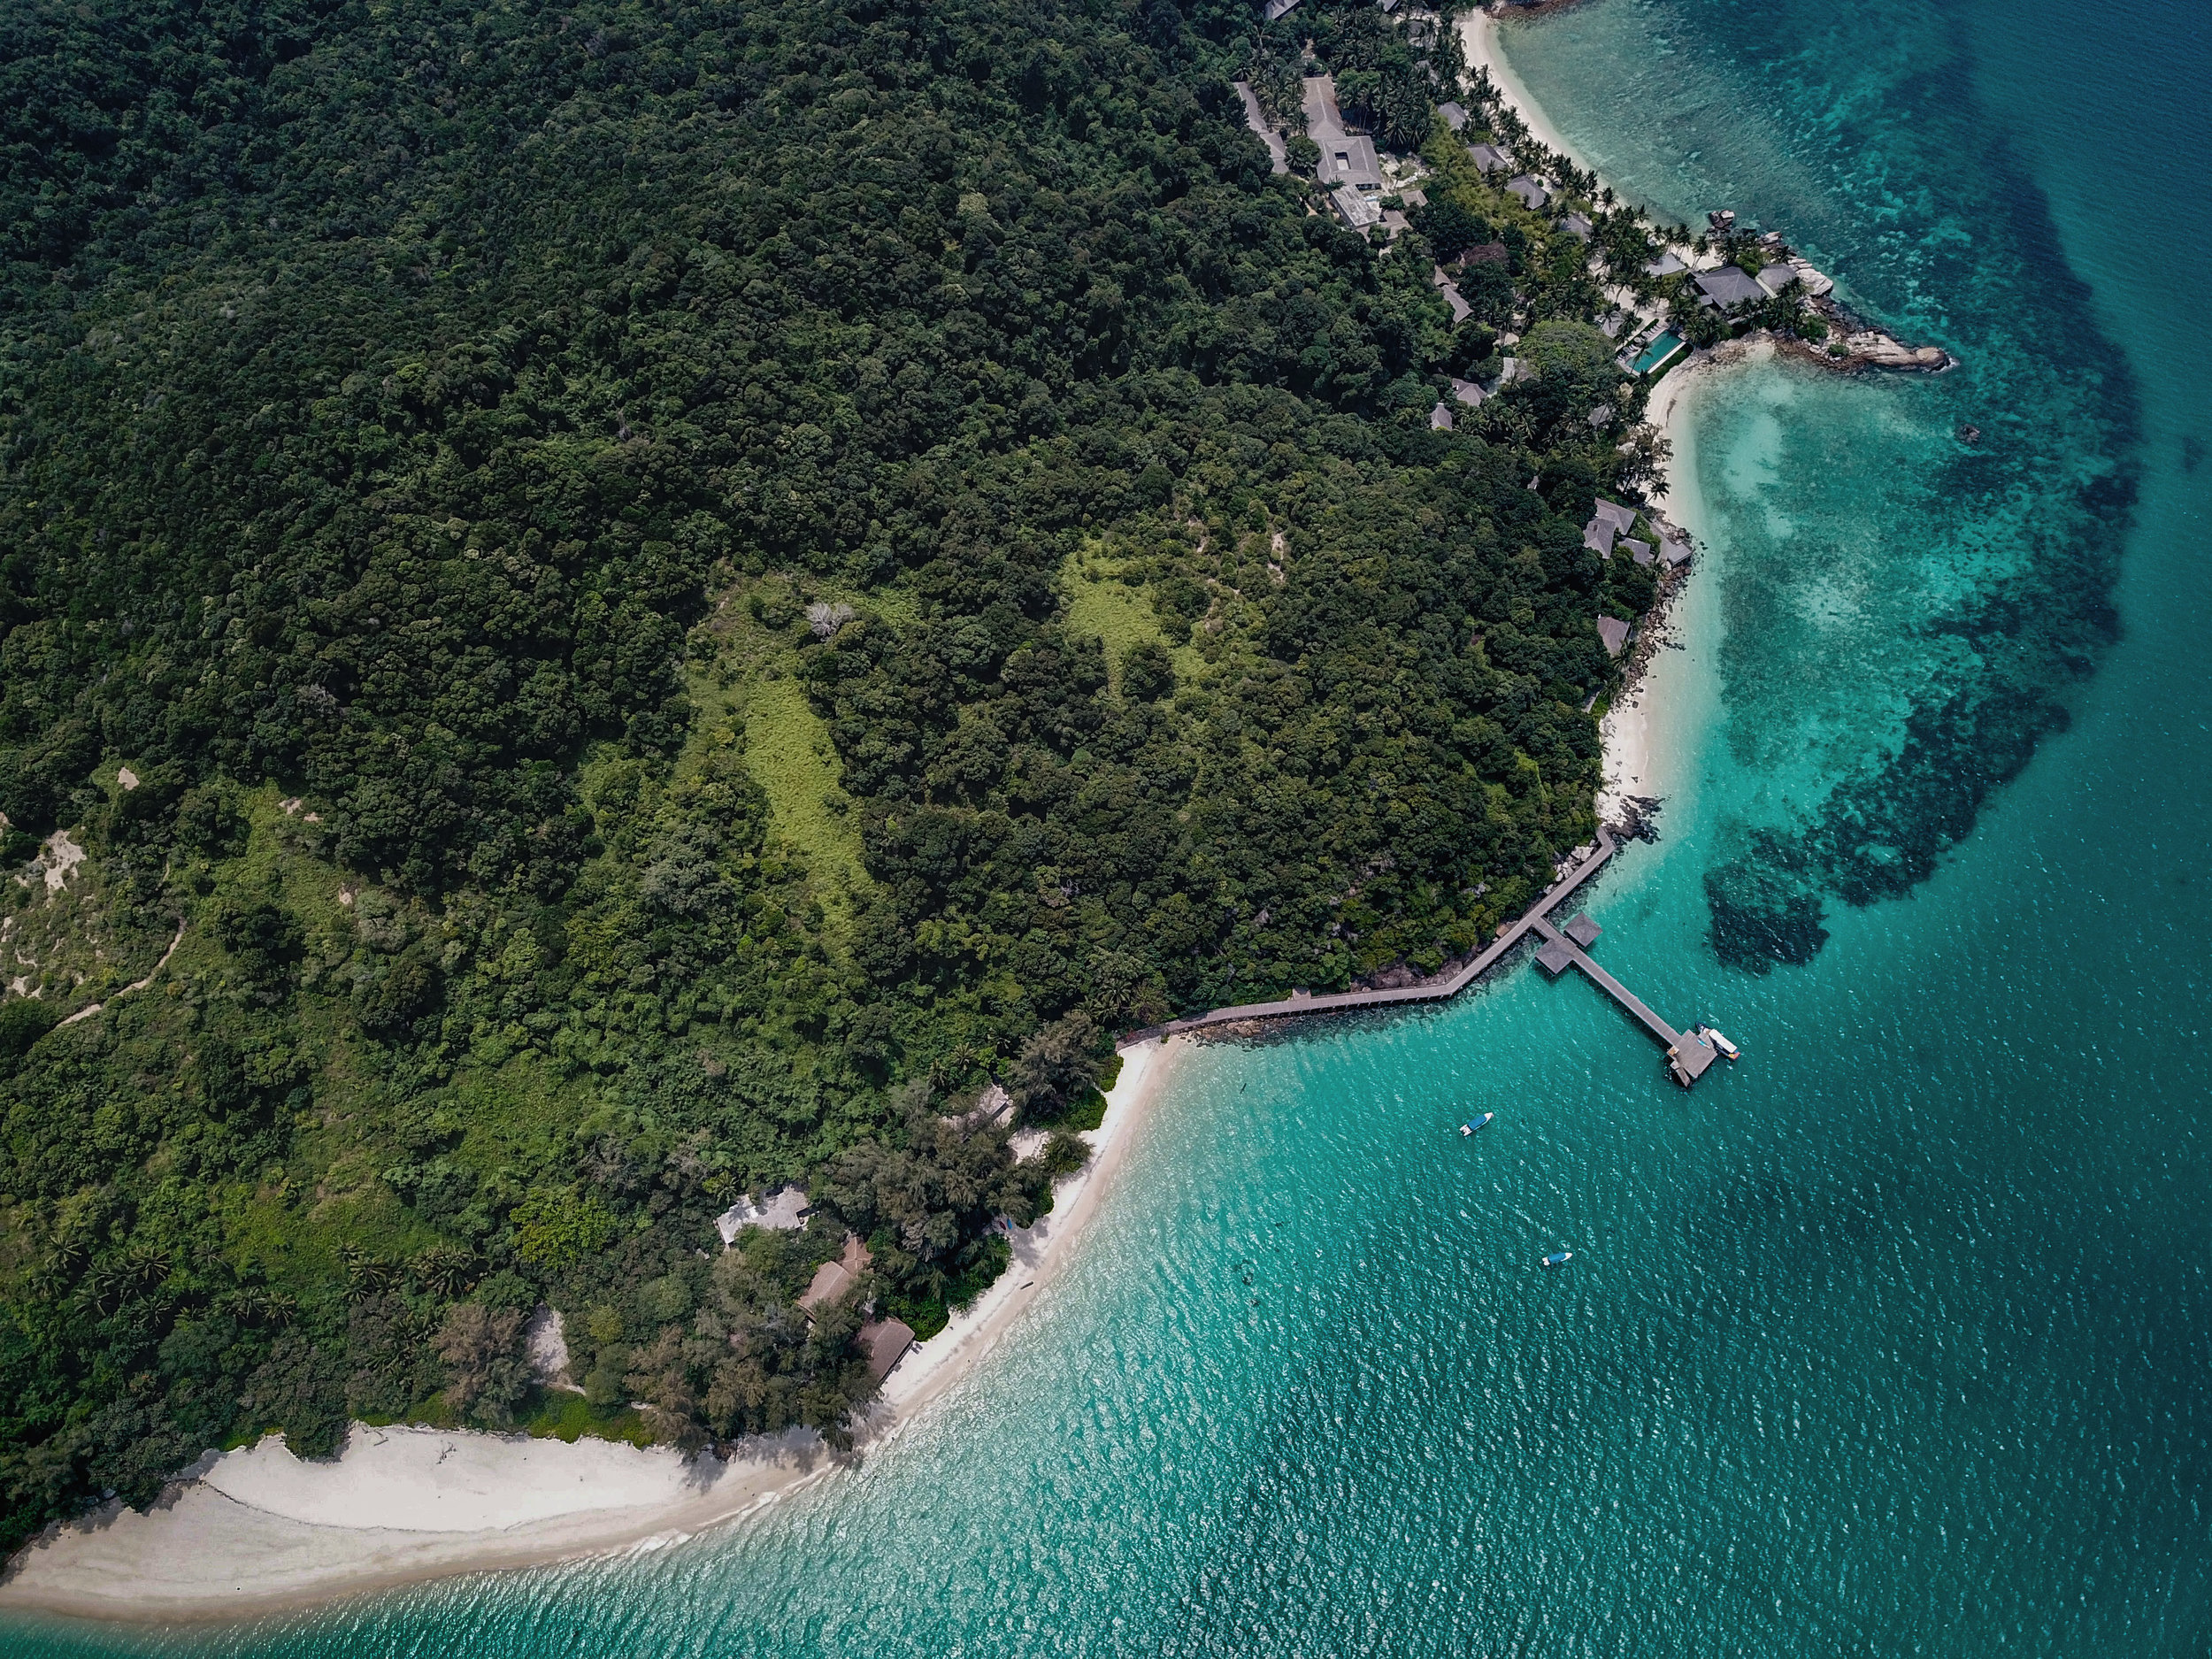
[0,0,1669,1550]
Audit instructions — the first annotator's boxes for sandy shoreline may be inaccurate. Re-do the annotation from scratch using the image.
[1460,9,1596,188]
[1594,351,1717,823]
[1459,8,1741,829]
[0,1039,1188,1627]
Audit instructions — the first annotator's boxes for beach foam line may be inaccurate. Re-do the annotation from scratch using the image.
[0,1038,1188,1625]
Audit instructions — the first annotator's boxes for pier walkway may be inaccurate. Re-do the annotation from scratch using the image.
[1528,916,1675,1045]
[1528,916,1717,1085]
[1129,826,1721,1086]
[1136,830,1622,1041]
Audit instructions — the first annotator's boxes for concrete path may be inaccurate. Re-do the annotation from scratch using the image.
[1233,81,1288,174]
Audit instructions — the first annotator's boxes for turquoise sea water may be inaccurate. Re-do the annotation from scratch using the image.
[12,0,2212,1651]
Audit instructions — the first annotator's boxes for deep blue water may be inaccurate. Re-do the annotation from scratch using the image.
[10,0,2211,1652]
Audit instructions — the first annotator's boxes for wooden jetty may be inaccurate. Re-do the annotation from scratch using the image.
[1132,828,1723,1087]
[1528,914,1717,1085]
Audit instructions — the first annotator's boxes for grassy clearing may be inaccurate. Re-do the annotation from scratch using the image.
[521,1390,655,1446]
[1057,562,1205,694]
[741,670,872,925]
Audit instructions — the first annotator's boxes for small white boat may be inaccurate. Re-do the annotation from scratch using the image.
[1541,1250,1574,1269]
[1460,1113,1494,1136]
[1701,1026,1740,1062]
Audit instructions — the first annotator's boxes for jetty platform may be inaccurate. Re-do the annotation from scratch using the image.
[1133,827,1721,1086]
[1528,914,1717,1085]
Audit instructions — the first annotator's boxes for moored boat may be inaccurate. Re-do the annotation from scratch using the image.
[1700,1026,1740,1061]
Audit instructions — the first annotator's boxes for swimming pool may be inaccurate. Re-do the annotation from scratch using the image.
[1632,330,1685,373]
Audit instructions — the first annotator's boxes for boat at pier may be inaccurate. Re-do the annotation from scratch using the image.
[1699,1026,1740,1062]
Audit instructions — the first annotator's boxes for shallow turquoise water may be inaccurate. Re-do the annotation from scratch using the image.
[12,0,2212,1652]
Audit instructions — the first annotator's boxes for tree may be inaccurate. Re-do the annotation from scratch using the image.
[436,1304,533,1428]
[1007,1013,1108,1123]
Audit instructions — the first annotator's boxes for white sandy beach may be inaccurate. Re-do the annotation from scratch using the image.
[1459,9,1591,183]
[1597,352,1716,821]
[0,1038,1187,1624]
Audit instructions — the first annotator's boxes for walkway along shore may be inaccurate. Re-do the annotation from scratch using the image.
[1126,828,1720,1086]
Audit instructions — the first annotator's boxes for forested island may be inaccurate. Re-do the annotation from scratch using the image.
[0,0,1690,1551]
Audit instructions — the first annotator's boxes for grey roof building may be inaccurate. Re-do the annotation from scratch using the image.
[1319,134,1385,193]
[716,1185,810,1245]
[1596,616,1632,657]
[1429,401,1455,431]
[1694,265,1767,309]
[1624,537,1655,566]
[1448,376,1487,407]
[1644,250,1686,278]
[1755,263,1801,296]
[1659,533,1692,567]
[1233,81,1290,176]
[1431,265,1471,323]
[1505,173,1549,210]
[1331,183,1382,229]
[1438,101,1469,132]
[1592,498,1637,534]
[1583,518,1618,556]
[1466,142,1511,174]
[1263,0,1300,19]
[1558,211,1593,241]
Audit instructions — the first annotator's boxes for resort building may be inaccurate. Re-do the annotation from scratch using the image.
[1504,173,1549,210]
[1755,264,1800,296]
[1320,134,1385,195]
[716,1185,810,1245]
[1429,402,1455,431]
[1592,497,1637,534]
[859,1318,917,1383]
[1694,265,1767,310]
[1466,142,1511,174]
[1432,265,1471,322]
[1332,183,1383,229]
[1437,101,1468,132]
[799,1234,873,1315]
[1596,616,1632,657]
